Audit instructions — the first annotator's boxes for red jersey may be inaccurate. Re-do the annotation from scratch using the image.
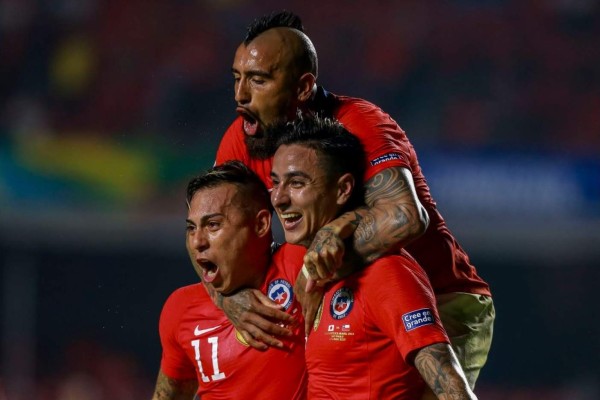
[159,244,307,399]
[306,253,449,399]
[215,87,491,296]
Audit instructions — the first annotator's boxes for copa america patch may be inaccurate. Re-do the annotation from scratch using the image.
[370,152,403,166]
[330,287,354,320]
[267,279,293,311]
[402,308,434,331]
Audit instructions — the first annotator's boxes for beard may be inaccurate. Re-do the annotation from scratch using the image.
[244,115,291,159]
[245,133,279,159]
[244,103,309,159]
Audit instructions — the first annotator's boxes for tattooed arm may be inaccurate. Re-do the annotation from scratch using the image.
[202,280,295,350]
[151,369,197,400]
[414,343,477,400]
[354,167,429,262]
[303,166,429,284]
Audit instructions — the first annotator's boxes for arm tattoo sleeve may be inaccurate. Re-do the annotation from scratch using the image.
[353,167,427,263]
[414,343,475,400]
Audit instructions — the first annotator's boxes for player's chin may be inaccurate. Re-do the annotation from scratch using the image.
[283,231,310,248]
[212,275,234,294]
[211,281,226,294]
[217,284,235,296]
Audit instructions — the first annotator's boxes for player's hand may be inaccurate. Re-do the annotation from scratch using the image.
[294,269,324,335]
[221,288,296,351]
[303,225,345,291]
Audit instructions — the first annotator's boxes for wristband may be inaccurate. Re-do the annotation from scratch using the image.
[302,264,310,279]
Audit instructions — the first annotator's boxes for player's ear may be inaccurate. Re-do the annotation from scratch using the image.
[297,72,316,102]
[255,208,272,237]
[336,173,355,206]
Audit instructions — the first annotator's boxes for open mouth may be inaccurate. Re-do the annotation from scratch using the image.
[237,108,259,136]
[280,212,302,230]
[198,260,219,283]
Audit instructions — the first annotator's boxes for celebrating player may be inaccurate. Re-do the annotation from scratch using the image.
[215,11,494,389]
[269,115,477,399]
[150,161,306,399]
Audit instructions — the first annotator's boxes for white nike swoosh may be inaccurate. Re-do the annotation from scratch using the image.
[194,325,222,336]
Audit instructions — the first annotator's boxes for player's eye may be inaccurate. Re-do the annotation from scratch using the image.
[207,221,221,231]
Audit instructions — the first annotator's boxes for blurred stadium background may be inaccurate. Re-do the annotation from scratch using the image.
[1,0,599,399]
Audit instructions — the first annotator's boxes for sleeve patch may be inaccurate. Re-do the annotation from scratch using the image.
[402,308,434,331]
[370,152,403,166]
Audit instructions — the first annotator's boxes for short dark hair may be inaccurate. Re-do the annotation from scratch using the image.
[244,10,304,43]
[186,160,272,213]
[272,115,366,210]
[244,10,317,78]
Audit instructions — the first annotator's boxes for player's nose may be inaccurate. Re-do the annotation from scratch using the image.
[271,184,289,210]
[234,79,250,104]
[189,229,209,252]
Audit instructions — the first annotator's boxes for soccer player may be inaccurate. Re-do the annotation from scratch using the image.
[269,115,477,399]
[214,11,495,390]
[150,161,307,400]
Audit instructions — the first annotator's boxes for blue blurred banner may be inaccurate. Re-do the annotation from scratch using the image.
[421,150,600,219]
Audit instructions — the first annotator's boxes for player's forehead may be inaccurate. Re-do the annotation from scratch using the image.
[188,184,243,218]
[273,144,323,179]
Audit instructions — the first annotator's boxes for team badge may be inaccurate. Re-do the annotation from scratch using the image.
[330,287,354,320]
[267,279,293,311]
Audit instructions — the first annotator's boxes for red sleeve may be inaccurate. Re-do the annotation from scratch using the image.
[215,117,249,166]
[335,98,412,182]
[362,257,449,363]
[159,288,197,380]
